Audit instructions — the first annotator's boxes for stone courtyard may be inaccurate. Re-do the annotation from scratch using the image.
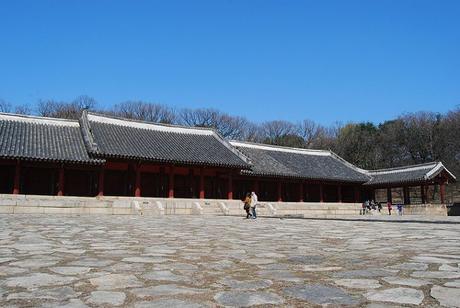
[0,214,460,307]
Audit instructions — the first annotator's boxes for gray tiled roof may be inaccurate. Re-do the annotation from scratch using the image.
[81,112,251,169]
[230,141,370,182]
[0,113,102,164]
[364,162,456,186]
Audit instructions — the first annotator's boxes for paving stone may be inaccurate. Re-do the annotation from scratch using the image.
[302,265,342,272]
[365,287,424,305]
[412,256,460,264]
[42,299,89,308]
[431,285,460,307]
[334,269,394,278]
[9,258,60,268]
[283,284,360,305]
[90,273,142,290]
[258,270,304,282]
[134,299,205,308]
[131,285,204,297]
[122,256,166,263]
[285,255,323,265]
[214,291,284,307]
[388,262,428,271]
[411,271,460,279]
[439,264,460,272]
[218,278,273,290]
[0,257,16,264]
[334,278,381,289]
[382,276,430,287]
[87,291,126,306]
[7,286,79,301]
[445,280,460,288]
[50,267,92,275]
[142,270,187,282]
[4,273,77,289]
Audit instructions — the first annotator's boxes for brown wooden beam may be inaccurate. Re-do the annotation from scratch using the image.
[299,182,304,202]
[277,181,282,202]
[168,166,175,198]
[440,181,446,204]
[337,184,342,203]
[13,160,21,194]
[98,167,105,197]
[420,185,426,204]
[57,166,65,196]
[134,163,141,197]
[199,168,205,199]
[386,187,392,203]
[319,183,324,203]
[227,172,233,200]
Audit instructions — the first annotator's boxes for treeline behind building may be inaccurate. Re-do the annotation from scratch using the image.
[1,96,459,201]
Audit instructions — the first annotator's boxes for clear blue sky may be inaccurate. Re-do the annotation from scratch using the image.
[0,0,459,125]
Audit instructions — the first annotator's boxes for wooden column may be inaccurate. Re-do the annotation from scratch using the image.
[299,182,304,202]
[386,187,392,203]
[168,166,175,198]
[440,181,446,204]
[134,164,141,197]
[337,184,342,203]
[420,185,426,204]
[253,179,259,194]
[57,166,65,196]
[227,172,233,200]
[319,183,324,203]
[98,167,105,196]
[13,160,21,194]
[403,186,411,205]
[354,186,360,203]
[199,168,205,199]
[277,181,282,202]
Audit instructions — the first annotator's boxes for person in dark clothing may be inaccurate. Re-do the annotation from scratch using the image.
[243,192,252,219]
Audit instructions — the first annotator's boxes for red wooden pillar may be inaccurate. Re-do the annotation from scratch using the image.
[253,179,259,194]
[134,164,141,197]
[354,186,360,203]
[299,182,304,202]
[420,185,426,204]
[98,167,105,196]
[227,172,233,200]
[403,186,411,205]
[319,183,324,203]
[277,181,282,202]
[168,166,175,198]
[13,160,21,194]
[440,181,446,204]
[57,166,65,196]
[387,188,392,203]
[199,168,205,199]
[337,184,342,203]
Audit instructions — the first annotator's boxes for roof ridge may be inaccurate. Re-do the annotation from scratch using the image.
[229,140,332,155]
[0,112,79,125]
[87,111,217,133]
[367,161,438,173]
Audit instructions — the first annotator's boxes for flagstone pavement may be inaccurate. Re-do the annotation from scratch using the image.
[1,214,460,307]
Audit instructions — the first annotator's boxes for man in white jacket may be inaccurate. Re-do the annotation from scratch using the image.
[250,191,258,219]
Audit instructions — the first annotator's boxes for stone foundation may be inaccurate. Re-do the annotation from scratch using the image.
[0,194,448,217]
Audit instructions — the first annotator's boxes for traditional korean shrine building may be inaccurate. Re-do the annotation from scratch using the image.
[0,111,456,204]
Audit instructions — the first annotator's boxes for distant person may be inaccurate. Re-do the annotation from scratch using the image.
[243,192,252,219]
[361,201,366,215]
[387,202,392,215]
[250,191,258,219]
[397,204,403,216]
[377,202,382,213]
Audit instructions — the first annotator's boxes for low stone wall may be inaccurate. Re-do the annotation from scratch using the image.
[0,194,448,216]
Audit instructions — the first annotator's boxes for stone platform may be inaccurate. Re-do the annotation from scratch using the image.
[0,194,449,217]
[0,214,459,307]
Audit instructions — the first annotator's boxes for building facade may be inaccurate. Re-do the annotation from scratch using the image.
[0,111,456,204]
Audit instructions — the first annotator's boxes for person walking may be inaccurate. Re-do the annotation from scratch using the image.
[397,204,403,216]
[387,201,392,215]
[250,191,258,219]
[243,192,252,219]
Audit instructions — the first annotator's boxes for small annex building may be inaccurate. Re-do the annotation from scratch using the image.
[0,111,456,205]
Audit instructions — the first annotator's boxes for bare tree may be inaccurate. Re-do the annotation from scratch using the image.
[14,105,32,115]
[0,99,11,113]
[37,95,97,119]
[112,101,176,124]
